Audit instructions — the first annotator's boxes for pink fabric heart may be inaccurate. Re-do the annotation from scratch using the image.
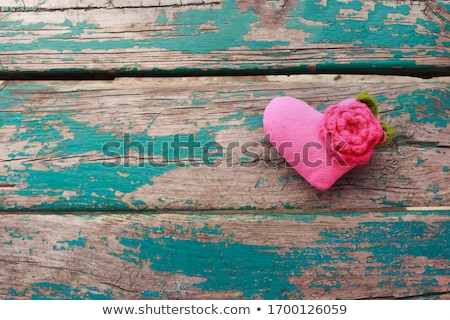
[263,96,385,190]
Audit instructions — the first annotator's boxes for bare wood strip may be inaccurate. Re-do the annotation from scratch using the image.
[0,211,449,299]
[0,78,448,212]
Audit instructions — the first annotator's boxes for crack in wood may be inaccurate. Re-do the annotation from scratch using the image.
[0,183,16,188]
[358,290,450,300]
[99,281,140,294]
[0,1,222,13]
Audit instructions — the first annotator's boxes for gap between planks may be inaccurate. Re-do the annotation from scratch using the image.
[2,74,450,87]
[1,207,450,216]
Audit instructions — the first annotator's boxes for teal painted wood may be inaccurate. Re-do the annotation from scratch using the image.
[0,0,448,77]
[0,210,449,299]
[0,79,448,212]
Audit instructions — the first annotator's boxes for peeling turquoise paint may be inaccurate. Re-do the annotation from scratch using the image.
[0,0,287,54]
[188,223,224,236]
[0,85,265,211]
[112,232,347,299]
[268,214,316,222]
[440,1,450,10]
[278,173,301,191]
[131,199,147,208]
[426,184,442,202]
[242,114,263,131]
[387,89,449,128]
[417,18,441,34]
[380,196,409,207]
[192,99,211,105]
[2,0,444,75]
[156,9,168,25]
[283,202,295,209]
[319,221,450,263]
[217,108,263,131]
[141,289,162,298]
[3,226,34,241]
[8,287,29,296]
[286,0,438,47]
[53,237,86,251]
[309,282,342,289]
[253,90,285,98]
[28,282,115,300]
[107,214,450,298]
[254,178,268,189]
[3,212,450,299]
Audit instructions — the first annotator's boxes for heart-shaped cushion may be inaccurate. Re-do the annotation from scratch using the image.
[263,96,386,190]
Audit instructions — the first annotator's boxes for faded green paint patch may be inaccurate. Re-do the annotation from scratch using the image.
[0,84,264,211]
[8,287,29,296]
[417,18,441,34]
[286,0,438,47]
[254,178,268,189]
[242,114,263,131]
[53,237,86,251]
[109,212,450,298]
[156,9,168,25]
[4,212,450,299]
[114,236,289,298]
[380,196,409,207]
[278,173,301,191]
[192,99,211,105]
[141,289,162,298]
[110,221,360,299]
[1,0,287,54]
[426,184,442,201]
[218,108,263,131]
[439,1,450,10]
[253,90,285,98]
[28,282,115,300]
[131,199,147,208]
[318,220,450,265]
[387,89,449,128]
[3,226,34,241]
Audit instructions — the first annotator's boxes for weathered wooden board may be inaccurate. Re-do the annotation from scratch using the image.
[1,210,449,299]
[0,0,449,77]
[0,78,449,212]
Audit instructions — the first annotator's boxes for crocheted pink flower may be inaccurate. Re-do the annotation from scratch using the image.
[320,98,385,165]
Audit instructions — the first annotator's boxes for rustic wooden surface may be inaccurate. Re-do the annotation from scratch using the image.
[0,78,449,212]
[1,77,449,299]
[1,0,449,301]
[1,211,449,299]
[0,0,449,77]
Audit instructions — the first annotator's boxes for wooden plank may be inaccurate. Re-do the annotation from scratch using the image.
[0,77,448,212]
[0,0,449,77]
[1,210,449,299]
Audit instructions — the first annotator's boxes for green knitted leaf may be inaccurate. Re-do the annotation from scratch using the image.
[356,92,378,116]
[376,120,395,148]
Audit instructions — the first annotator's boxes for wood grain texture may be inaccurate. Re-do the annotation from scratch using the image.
[0,78,449,212]
[0,0,449,77]
[0,211,449,299]
[1,1,449,302]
